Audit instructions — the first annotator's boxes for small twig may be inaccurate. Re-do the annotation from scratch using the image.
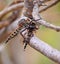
[0,2,24,19]
[37,19,60,32]
[0,0,23,19]
[33,1,60,32]
[39,0,60,12]
[0,11,19,29]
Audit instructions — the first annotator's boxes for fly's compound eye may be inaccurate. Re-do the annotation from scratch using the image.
[28,22,38,30]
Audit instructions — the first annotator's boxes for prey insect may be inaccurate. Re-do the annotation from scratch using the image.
[5,18,39,49]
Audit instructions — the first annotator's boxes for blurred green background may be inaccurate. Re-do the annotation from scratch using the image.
[36,2,60,64]
[0,0,60,64]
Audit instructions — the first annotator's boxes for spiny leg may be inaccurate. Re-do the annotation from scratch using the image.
[23,40,28,49]
[23,31,33,49]
[23,38,29,49]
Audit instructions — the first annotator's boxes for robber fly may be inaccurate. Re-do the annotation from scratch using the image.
[5,17,39,49]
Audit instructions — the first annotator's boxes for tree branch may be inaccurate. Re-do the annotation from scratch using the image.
[20,0,60,63]
[0,1,22,29]
[0,1,24,43]
[39,0,60,12]
[0,0,60,63]
[0,2,24,19]
[37,19,60,32]
[0,0,59,19]
[18,16,60,63]
[29,36,60,63]
[33,1,60,32]
[0,11,19,29]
